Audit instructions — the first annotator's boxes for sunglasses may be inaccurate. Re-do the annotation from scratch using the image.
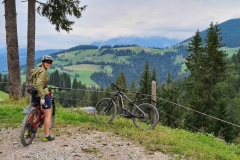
[45,61,52,64]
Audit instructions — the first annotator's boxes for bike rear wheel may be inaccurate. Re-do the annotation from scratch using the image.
[94,98,117,123]
[132,103,159,130]
[20,107,38,146]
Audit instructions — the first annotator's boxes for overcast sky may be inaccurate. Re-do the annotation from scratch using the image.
[0,0,240,50]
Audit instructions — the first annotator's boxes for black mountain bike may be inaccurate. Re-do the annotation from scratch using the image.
[94,83,159,130]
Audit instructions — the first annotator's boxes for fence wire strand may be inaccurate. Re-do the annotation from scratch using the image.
[1,82,240,129]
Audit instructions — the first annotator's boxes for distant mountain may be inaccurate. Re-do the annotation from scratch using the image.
[181,18,240,47]
[0,48,63,71]
[90,36,180,48]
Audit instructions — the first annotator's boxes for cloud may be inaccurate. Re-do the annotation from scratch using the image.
[0,0,240,50]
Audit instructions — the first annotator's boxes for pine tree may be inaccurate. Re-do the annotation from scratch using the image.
[72,77,78,89]
[151,65,157,86]
[210,83,238,142]
[90,87,98,107]
[185,29,204,81]
[130,79,137,93]
[139,61,151,95]
[184,22,228,136]
[71,77,78,107]
[49,70,60,87]
[184,29,206,129]
[204,22,227,86]
[203,22,227,127]
[116,72,127,89]
[158,72,180,127]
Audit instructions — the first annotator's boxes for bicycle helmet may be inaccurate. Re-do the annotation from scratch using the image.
[41,55,53,62]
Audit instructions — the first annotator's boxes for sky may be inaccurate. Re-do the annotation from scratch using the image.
[0,0,240,50]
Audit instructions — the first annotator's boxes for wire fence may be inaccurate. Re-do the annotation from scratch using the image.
[1,81,240,131]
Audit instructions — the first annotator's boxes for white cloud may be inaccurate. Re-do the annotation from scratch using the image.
[0,0,240,50]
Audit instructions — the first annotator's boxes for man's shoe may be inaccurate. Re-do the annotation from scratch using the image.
[42,135,55,142]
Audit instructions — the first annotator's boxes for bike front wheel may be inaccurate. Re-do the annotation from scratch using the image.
[132,103,159,130]
[20,107,38,146]
[94,98,117,123]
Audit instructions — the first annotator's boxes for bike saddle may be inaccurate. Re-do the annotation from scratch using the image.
[31,102,40,107]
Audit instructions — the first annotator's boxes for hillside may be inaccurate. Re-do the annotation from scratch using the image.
[25,44,187,87]
[19,43,238,88]
[181,18,240,47]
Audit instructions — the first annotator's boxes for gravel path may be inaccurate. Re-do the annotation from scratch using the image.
[0,126,170,160]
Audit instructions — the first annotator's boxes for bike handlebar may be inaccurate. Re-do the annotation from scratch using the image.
[48,87,70,92]
[111,83,128,92]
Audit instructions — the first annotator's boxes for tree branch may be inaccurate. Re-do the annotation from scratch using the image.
[36,0,46,5]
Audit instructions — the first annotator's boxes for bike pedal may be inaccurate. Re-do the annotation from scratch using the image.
[121,114,132,118]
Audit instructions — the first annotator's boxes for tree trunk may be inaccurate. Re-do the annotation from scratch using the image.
[25,0,36,96]
[4,0,22,99]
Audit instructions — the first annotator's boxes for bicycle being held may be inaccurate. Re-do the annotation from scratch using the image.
[94,83,159,130]
[20,87,68,146]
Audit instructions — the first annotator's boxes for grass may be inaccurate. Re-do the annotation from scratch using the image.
[222,47,239,58]
[0,91,9,100]
[0,99,240,160]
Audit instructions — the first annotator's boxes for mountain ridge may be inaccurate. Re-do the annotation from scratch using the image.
[180,18,240,47]
[90,36,180,48]
[0,48,63,71]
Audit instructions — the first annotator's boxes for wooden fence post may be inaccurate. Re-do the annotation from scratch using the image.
[151,81,156,124]
[151,81,156,107]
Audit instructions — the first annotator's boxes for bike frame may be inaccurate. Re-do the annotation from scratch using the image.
[110,90,146,118]
[30,91,55,129]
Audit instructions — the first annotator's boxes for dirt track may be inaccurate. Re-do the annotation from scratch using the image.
[0,126,170,160]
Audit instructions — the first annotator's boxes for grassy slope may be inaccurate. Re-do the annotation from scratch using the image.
[0,99,239,160]
[0,91,8,100]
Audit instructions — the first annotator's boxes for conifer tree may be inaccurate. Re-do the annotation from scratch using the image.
[49,70,60,87]
[90,87,98,107]
[184,29,206,128]
[71,77,78,107]
[151,65,157,86]
[184,22,228,135]
[116,72,127,89]
[158,72,180,127]
[202,22,227,125]
[130,79,137,93]
[185,29,204,81]
[210,83,238,142]
[139,61,151,95]
[72,77,78,89]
